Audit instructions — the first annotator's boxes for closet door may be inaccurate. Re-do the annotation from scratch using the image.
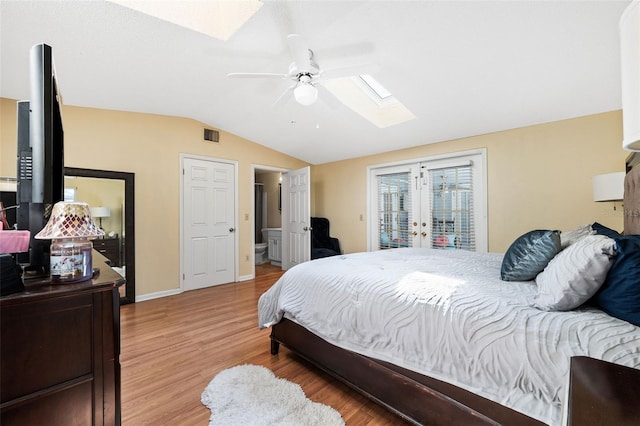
[182,157,237,290]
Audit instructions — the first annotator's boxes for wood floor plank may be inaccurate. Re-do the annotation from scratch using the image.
[120,267,408,425]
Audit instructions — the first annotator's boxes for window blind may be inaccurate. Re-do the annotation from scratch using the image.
[427,164,475,251]
[377,172,412,249]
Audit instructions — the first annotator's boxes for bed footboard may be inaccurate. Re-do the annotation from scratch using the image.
[270,318,542,426]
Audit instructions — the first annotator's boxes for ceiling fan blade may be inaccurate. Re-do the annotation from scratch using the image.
[227,72,289,79]
[287,34,312,71]
[273,85,295,109]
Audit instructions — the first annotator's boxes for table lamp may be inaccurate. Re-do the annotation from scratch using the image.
[90,206,111,230]
[593,172,625,210]
[35,202,104,283]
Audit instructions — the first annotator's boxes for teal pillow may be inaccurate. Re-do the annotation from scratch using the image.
[501,230,561,281]
[592,222,622,239]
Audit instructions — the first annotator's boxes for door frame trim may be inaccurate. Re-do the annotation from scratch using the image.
[180,153,239,291]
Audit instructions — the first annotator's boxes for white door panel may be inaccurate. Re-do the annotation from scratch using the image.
[183,157,236,290]
[282,166,310,270]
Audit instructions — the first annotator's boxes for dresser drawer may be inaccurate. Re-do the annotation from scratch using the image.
[93,238,120,266]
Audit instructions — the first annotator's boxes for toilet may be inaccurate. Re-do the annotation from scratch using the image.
[255,229,269,265]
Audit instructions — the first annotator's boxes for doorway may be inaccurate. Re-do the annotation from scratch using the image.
[253,165,286,277]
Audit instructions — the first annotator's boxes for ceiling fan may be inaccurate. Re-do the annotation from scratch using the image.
[227,34,367,107]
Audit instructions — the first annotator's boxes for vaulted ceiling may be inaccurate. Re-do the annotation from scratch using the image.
[0,1,631,164]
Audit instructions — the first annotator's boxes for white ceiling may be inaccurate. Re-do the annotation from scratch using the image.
[0,1,631,165]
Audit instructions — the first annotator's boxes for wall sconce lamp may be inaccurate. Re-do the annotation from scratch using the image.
[593,172,625,210]
[620,0,640,151]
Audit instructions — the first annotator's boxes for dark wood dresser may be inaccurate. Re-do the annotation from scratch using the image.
[0,255,125,425]
[93,237,121,267]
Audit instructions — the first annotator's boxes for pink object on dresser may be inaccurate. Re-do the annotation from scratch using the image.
[0,231,31,254]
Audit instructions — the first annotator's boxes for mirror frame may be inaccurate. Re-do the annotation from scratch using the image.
[64,167,135,304]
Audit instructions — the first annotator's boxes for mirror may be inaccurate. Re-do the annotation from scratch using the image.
[64,167,135,304]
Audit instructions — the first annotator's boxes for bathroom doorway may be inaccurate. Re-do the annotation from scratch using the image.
[253,165,286,277]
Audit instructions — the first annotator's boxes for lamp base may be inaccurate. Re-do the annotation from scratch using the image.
[50,239,93,283]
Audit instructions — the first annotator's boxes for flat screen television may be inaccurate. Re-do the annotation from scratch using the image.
[16,43,65,275]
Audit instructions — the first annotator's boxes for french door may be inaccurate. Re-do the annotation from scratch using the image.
[369,150,487,252]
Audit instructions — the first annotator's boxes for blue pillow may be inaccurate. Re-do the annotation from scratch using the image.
[592,222,622,239]
[592,235,640,326]
[501,230,561,281]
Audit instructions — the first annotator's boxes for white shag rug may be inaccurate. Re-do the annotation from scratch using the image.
[201,364,345,426]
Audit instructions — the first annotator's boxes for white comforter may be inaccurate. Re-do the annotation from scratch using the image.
[258,248,640,425]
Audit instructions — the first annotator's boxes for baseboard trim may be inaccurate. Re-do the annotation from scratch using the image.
[135,275,259,302]
[136,288,182,303]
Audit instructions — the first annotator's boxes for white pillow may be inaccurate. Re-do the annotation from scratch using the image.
[560,224,595,249]
[533,235,616,311]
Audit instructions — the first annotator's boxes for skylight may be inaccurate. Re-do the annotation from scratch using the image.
[324,75,415,128]
[108,0,263,41]
[359,74,393,100]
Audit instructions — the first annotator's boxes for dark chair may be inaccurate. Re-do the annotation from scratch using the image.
[311,217,341,259]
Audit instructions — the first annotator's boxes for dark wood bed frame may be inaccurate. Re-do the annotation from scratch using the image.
[270,152,640,425]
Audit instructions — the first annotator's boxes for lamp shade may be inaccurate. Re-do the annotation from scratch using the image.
[90,206,111,218]
[592,172,625,202]
[35,202,105,239]
[294,83,318,106]
[620,0,640,150]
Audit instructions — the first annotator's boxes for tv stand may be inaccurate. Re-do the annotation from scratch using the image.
[0,254,124,425]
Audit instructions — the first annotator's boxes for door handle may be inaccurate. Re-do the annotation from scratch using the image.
[229,227,235,233]
[303,226,313,231]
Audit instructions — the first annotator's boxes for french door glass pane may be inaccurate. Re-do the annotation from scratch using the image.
[377,172,411,249]
[428,166,475,251]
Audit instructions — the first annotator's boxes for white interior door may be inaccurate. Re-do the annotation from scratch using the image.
[282,166,311,270]
[182,157,236,290]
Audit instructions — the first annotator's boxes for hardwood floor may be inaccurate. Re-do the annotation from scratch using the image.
[120,266,408,425]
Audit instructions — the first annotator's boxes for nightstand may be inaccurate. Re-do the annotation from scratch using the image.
[568,356,640,425]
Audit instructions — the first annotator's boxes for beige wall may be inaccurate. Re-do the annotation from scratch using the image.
[64,176,125,236]
[0,98,18,174]
[311,111,628,254]
[1,97,308,297]
[1,95,628,296]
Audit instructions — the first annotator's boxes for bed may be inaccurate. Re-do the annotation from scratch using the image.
[258,153,640,426]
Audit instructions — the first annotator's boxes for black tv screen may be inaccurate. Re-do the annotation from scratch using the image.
[16,43,64,275]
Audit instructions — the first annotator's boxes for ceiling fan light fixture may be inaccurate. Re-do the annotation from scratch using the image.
[294,83,318,106]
